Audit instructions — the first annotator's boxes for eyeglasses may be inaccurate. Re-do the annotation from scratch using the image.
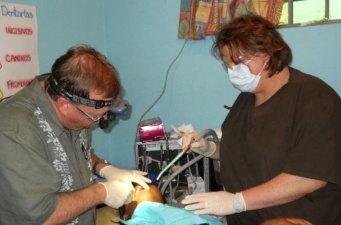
[73,104,105,123]
[222,55,255,73]
[238,55,254,65]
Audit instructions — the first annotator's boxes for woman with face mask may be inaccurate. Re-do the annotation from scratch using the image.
[181,15,341,225]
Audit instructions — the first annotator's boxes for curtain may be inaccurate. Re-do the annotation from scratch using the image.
[178,0,284,40]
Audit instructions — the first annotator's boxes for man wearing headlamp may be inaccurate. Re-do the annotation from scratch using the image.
[0,45,151,225]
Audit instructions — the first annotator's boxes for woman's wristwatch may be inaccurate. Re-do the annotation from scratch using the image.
[233,192,246,213]
[92,159,109,177]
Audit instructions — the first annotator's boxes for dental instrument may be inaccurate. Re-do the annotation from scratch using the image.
[159,129,219,195]
[156,129,218,182]
[156,139,194,181]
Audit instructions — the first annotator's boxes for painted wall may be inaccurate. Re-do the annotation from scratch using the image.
[102,0,341,169]
[2,0,107,73]
[2,1,340,169]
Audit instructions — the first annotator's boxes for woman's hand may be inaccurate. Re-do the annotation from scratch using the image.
[181,131,216,157]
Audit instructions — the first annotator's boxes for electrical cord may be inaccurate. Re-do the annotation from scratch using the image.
[134,39,189,168]
[186,152,199,194]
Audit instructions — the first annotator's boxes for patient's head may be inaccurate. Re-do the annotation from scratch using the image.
[121,184,164,220]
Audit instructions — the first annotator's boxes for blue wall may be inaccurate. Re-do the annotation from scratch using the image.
[2,0,107,72]
[3,1,340,169]
[102,1,341,168]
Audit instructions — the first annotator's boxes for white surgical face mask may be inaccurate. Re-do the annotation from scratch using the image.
[227,63,261,93]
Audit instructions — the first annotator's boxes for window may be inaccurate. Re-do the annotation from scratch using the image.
[177,0,341,40]
[280,0,341,26]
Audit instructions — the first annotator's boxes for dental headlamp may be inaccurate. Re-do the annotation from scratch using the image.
[61,88,113,109]
[50,76,129,129]
[98,98,129,129]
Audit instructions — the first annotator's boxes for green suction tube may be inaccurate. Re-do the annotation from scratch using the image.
[156,151,185,181]
[156,129,219,186]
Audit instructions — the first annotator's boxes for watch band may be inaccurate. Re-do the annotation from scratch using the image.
[232,192,246,213]
[92,159,109,178]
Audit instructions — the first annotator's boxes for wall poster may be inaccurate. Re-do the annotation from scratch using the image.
[0,2,39,100]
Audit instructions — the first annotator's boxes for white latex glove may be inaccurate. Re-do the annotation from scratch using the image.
[181,191,237,216]
[99,181,134,209]
[181,131,216,157]
[100,165,151,190]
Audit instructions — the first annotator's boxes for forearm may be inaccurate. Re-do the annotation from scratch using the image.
[43,183,105,225]
[243,173,326,210]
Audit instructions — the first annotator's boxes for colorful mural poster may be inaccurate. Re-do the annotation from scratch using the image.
[0,2,39,100]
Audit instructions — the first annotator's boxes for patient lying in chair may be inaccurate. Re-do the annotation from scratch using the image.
[118,184,312,225]
[119,184,224,225]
